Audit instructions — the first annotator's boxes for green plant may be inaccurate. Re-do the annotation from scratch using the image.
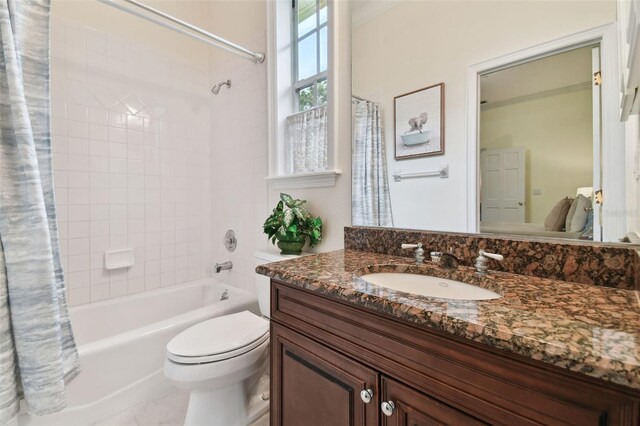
[263,193,323,248]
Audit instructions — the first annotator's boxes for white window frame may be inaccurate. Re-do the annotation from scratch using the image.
[266,0,349,189]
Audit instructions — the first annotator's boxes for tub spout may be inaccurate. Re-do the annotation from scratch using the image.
[214,261,233,273]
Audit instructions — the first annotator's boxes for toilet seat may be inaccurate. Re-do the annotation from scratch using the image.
[167,311,269,365]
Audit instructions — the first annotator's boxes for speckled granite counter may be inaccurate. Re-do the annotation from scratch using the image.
[256,249,640,390]
[345,226,640,289]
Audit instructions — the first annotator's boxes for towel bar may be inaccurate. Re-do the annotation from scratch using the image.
[393,165,449,182]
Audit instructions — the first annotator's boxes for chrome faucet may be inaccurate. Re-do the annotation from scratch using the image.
[438,252,460,270]
[214,261,233,273]
[430,249,459,269]
[401,243,425,265]
[475,250,504,275]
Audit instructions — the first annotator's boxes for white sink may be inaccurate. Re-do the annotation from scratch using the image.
[359,273,501,301]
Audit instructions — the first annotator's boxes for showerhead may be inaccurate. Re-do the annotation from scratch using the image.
[211,79,231,95]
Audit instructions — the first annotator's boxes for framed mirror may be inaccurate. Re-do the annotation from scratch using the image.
[351,0,635,243]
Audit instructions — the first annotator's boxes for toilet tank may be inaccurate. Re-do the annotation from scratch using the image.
[254,250,300,318]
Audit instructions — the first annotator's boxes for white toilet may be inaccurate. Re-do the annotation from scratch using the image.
[164,251,295,426]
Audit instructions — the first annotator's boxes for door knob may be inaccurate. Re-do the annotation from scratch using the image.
[360,389,374,404]
[518,202,524,206]
[381,401,395,416]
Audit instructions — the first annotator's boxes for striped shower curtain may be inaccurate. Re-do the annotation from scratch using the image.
[352,97,393,227]
[0,0,79,423]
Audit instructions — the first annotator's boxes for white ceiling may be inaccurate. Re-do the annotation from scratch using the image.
[480,46,594,105]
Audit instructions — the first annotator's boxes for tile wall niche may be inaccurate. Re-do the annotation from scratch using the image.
[208,39,269,294]
[51,16,213,306]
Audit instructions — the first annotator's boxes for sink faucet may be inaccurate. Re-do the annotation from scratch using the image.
[475,250,504,275]
[438,252,460,270]
[401,243,425,265]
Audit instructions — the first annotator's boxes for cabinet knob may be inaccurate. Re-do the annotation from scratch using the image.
[360,388,374,404]
[381,401,395,416]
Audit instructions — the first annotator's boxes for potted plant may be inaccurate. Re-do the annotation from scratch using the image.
[263,193,323,255]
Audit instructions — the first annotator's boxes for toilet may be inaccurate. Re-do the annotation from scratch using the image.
[164,251,295,426]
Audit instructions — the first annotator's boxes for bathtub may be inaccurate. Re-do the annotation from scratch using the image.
[18,279,260,426]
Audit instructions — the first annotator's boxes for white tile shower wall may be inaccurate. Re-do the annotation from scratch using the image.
[209,39,269,294]
[51,17,212,306]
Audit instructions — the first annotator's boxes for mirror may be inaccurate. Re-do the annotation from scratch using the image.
[479,46,597,241]
[351,0,633,243]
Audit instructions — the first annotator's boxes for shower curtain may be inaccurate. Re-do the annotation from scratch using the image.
[0,0,79,423]
[352,97,393,227]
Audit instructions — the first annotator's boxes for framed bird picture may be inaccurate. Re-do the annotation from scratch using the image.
[393,83,445,160]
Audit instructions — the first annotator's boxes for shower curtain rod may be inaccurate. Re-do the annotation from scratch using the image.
[96,0,265,63]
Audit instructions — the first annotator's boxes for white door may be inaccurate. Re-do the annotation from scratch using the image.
[480,147,526,223]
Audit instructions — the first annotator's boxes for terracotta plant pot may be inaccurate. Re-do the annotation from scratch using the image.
[277,238,305,255]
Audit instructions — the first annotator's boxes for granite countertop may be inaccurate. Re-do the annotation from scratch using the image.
[256,249,640,390]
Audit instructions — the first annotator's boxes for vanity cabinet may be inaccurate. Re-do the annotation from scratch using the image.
[380,377,482,426]
[272,320,481,426]
[272,322,379,426]
[270,279,640,426]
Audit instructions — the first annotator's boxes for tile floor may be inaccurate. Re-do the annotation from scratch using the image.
[94,387,269,426]
[94,390,189,426]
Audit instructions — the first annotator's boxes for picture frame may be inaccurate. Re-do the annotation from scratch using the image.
[394,82,445,160]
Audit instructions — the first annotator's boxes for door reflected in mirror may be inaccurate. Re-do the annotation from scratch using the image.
[478,46,598,241]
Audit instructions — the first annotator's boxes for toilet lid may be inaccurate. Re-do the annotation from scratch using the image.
[167,311,269,364]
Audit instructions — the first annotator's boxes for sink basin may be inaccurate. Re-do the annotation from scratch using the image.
[359,273,501,301]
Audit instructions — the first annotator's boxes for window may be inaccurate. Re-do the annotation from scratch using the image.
[284,0,329,175]
[293,0,328,111]
[267,0,346,187]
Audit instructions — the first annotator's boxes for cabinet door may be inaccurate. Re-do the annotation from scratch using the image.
[271,322,379,426]
[381,377,485,426]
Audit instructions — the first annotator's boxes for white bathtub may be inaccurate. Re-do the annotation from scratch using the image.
[18,279,259,426]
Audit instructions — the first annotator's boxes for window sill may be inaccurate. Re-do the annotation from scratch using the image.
[266,170,342,189]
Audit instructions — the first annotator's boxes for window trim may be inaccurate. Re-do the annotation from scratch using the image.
[293,71,327,93]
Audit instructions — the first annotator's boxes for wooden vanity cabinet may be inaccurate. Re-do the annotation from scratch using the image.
[271,322,379,426]
[270,279,640,426]
[380,377,483,426]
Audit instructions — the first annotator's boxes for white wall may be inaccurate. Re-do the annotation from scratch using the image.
[480,87,593,224]
[206,1,270,293]
[51,0,213,306]
[352,1,616,232]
